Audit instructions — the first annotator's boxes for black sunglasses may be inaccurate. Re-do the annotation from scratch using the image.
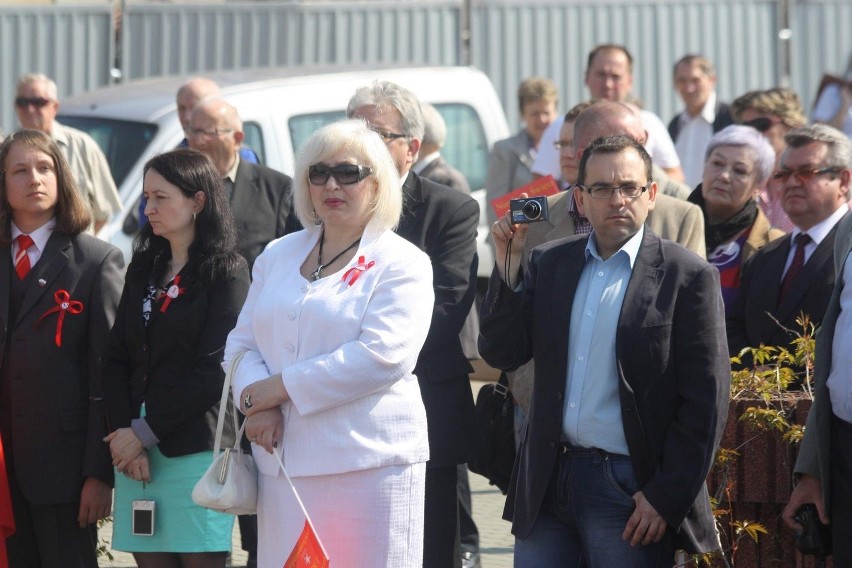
[308,164,373,186]
[742,117,774,133]
[14,96,51,109]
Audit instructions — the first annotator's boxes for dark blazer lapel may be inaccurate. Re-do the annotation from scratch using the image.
[399,172,425,231]
[0,247,11,331]
[230,161,260,220]
[548,239,585,378]
[755,237,790,335]
[16,233,70,326]
[617,231,665,359]
[776,225,840,323]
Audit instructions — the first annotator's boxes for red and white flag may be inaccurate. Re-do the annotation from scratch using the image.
[284,519,329,568]
[274,448,330,567]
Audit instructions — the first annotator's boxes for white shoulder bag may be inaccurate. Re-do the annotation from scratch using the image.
[192,351,258,515]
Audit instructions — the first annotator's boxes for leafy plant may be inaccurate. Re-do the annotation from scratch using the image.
[690,313,816,567]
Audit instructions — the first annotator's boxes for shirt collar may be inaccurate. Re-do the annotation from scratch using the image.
[699,91,718,123]
[413,151,440,175]
[12,218,56,252]
[224,153,241,183]
[585,224,644,268]
[791,204,849,247]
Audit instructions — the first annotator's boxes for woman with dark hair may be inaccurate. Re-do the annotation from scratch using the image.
[102,148,250,566]
[0,129,123,566]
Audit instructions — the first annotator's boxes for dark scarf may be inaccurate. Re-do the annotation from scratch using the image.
[688,185,758,254]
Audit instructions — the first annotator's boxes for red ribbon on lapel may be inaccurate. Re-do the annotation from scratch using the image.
[159,275,185,313]
[342,256,375,287]
[36,290,84,347]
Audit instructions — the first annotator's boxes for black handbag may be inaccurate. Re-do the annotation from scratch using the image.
[468,373,516,494]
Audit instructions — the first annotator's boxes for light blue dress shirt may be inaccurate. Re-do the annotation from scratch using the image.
[828,248,852,422]
[563,226,644,455]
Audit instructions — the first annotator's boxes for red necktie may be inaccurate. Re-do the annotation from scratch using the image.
[779,233,811,302]
[14,234,34,280]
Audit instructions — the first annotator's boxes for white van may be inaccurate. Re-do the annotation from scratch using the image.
[59,65,510,280]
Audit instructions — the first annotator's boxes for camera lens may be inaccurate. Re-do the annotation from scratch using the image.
[522,200,542,220]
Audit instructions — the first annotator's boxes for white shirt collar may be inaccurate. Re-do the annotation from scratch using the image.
[11,218,56,253]
[413,151,440,175]
[586,225,645,267]
[791,204,850,246]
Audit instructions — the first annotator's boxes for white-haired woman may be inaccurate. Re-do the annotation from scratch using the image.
[224,119,434,566]
[688,124,785,312]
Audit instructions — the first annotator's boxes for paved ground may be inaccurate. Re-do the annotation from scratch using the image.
[99,362,515,567]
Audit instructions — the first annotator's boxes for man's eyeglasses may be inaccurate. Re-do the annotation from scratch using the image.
[553,140,573,151]
[579,184,650,200]
[308,164,373,186]
[742,117,776,133]
[772,166,843,184]
[369,126,407,142]
[14,97,51,109]
[185,127,233,139]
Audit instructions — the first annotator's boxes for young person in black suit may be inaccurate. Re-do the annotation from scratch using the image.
[0,129,124,567]
[102,149,249,566]
[348,82,480,568]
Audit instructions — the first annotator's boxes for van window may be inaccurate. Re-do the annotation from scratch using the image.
[57,116,158,187]
[289,111,347,155]
[288,103,487,191]
[242,121,266,165]
[433,103,488,191]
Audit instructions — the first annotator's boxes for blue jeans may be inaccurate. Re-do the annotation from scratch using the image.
[514,445,674,568]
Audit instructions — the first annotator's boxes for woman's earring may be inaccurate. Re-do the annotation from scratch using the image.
[192,211,197,221]
[311,208,317,220]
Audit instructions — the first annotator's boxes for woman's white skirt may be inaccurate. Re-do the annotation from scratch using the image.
[258,462,426,567]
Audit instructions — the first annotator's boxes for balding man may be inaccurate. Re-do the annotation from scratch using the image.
[175,77,260,164]
[187,99,292,270]
[14,73,121,233]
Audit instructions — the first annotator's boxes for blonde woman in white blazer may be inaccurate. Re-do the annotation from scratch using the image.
[224,119,434,567]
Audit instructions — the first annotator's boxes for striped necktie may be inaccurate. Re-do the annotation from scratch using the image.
[14,234,34,280]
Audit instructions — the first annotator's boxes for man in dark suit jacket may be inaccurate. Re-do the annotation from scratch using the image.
[728,125,851,361]
[1,229,123,567]
[349,81,479,568]
[480,136,729,565]
[667,55,735,187]
[187,98,292,270]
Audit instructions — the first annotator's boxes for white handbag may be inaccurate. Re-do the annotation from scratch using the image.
[192,351,258,515]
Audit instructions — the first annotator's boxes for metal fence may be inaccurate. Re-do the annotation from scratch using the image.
[1,0,850,136]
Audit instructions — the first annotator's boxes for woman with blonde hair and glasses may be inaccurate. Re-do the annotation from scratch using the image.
[225,119,434,566]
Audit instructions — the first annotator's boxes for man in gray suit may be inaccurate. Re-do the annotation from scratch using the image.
[782,136,852,564]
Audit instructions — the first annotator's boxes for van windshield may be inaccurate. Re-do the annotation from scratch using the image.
[58,116,159,188]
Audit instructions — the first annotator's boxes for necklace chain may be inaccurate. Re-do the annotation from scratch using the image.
[311,232,361,281]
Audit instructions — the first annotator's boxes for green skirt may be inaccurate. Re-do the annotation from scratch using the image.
[112,445,234,553]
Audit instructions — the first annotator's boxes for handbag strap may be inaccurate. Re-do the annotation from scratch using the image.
[213,351,247,456]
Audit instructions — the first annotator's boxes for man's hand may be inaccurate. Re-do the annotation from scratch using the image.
[623,491,667,546]
[783,474,828,531]
[242,374,289,416]
[104,427,143,471]
[245,408,284,454]
[492,203,530,288]
[77,477,112,528]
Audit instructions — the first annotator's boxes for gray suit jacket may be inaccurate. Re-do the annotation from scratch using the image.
[505,189,706,411]
[795,213,852,514]
[485,129,536,224]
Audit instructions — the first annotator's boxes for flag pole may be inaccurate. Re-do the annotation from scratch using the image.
[273,447,330,558]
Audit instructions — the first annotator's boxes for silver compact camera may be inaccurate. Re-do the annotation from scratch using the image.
[510,196,549,224]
